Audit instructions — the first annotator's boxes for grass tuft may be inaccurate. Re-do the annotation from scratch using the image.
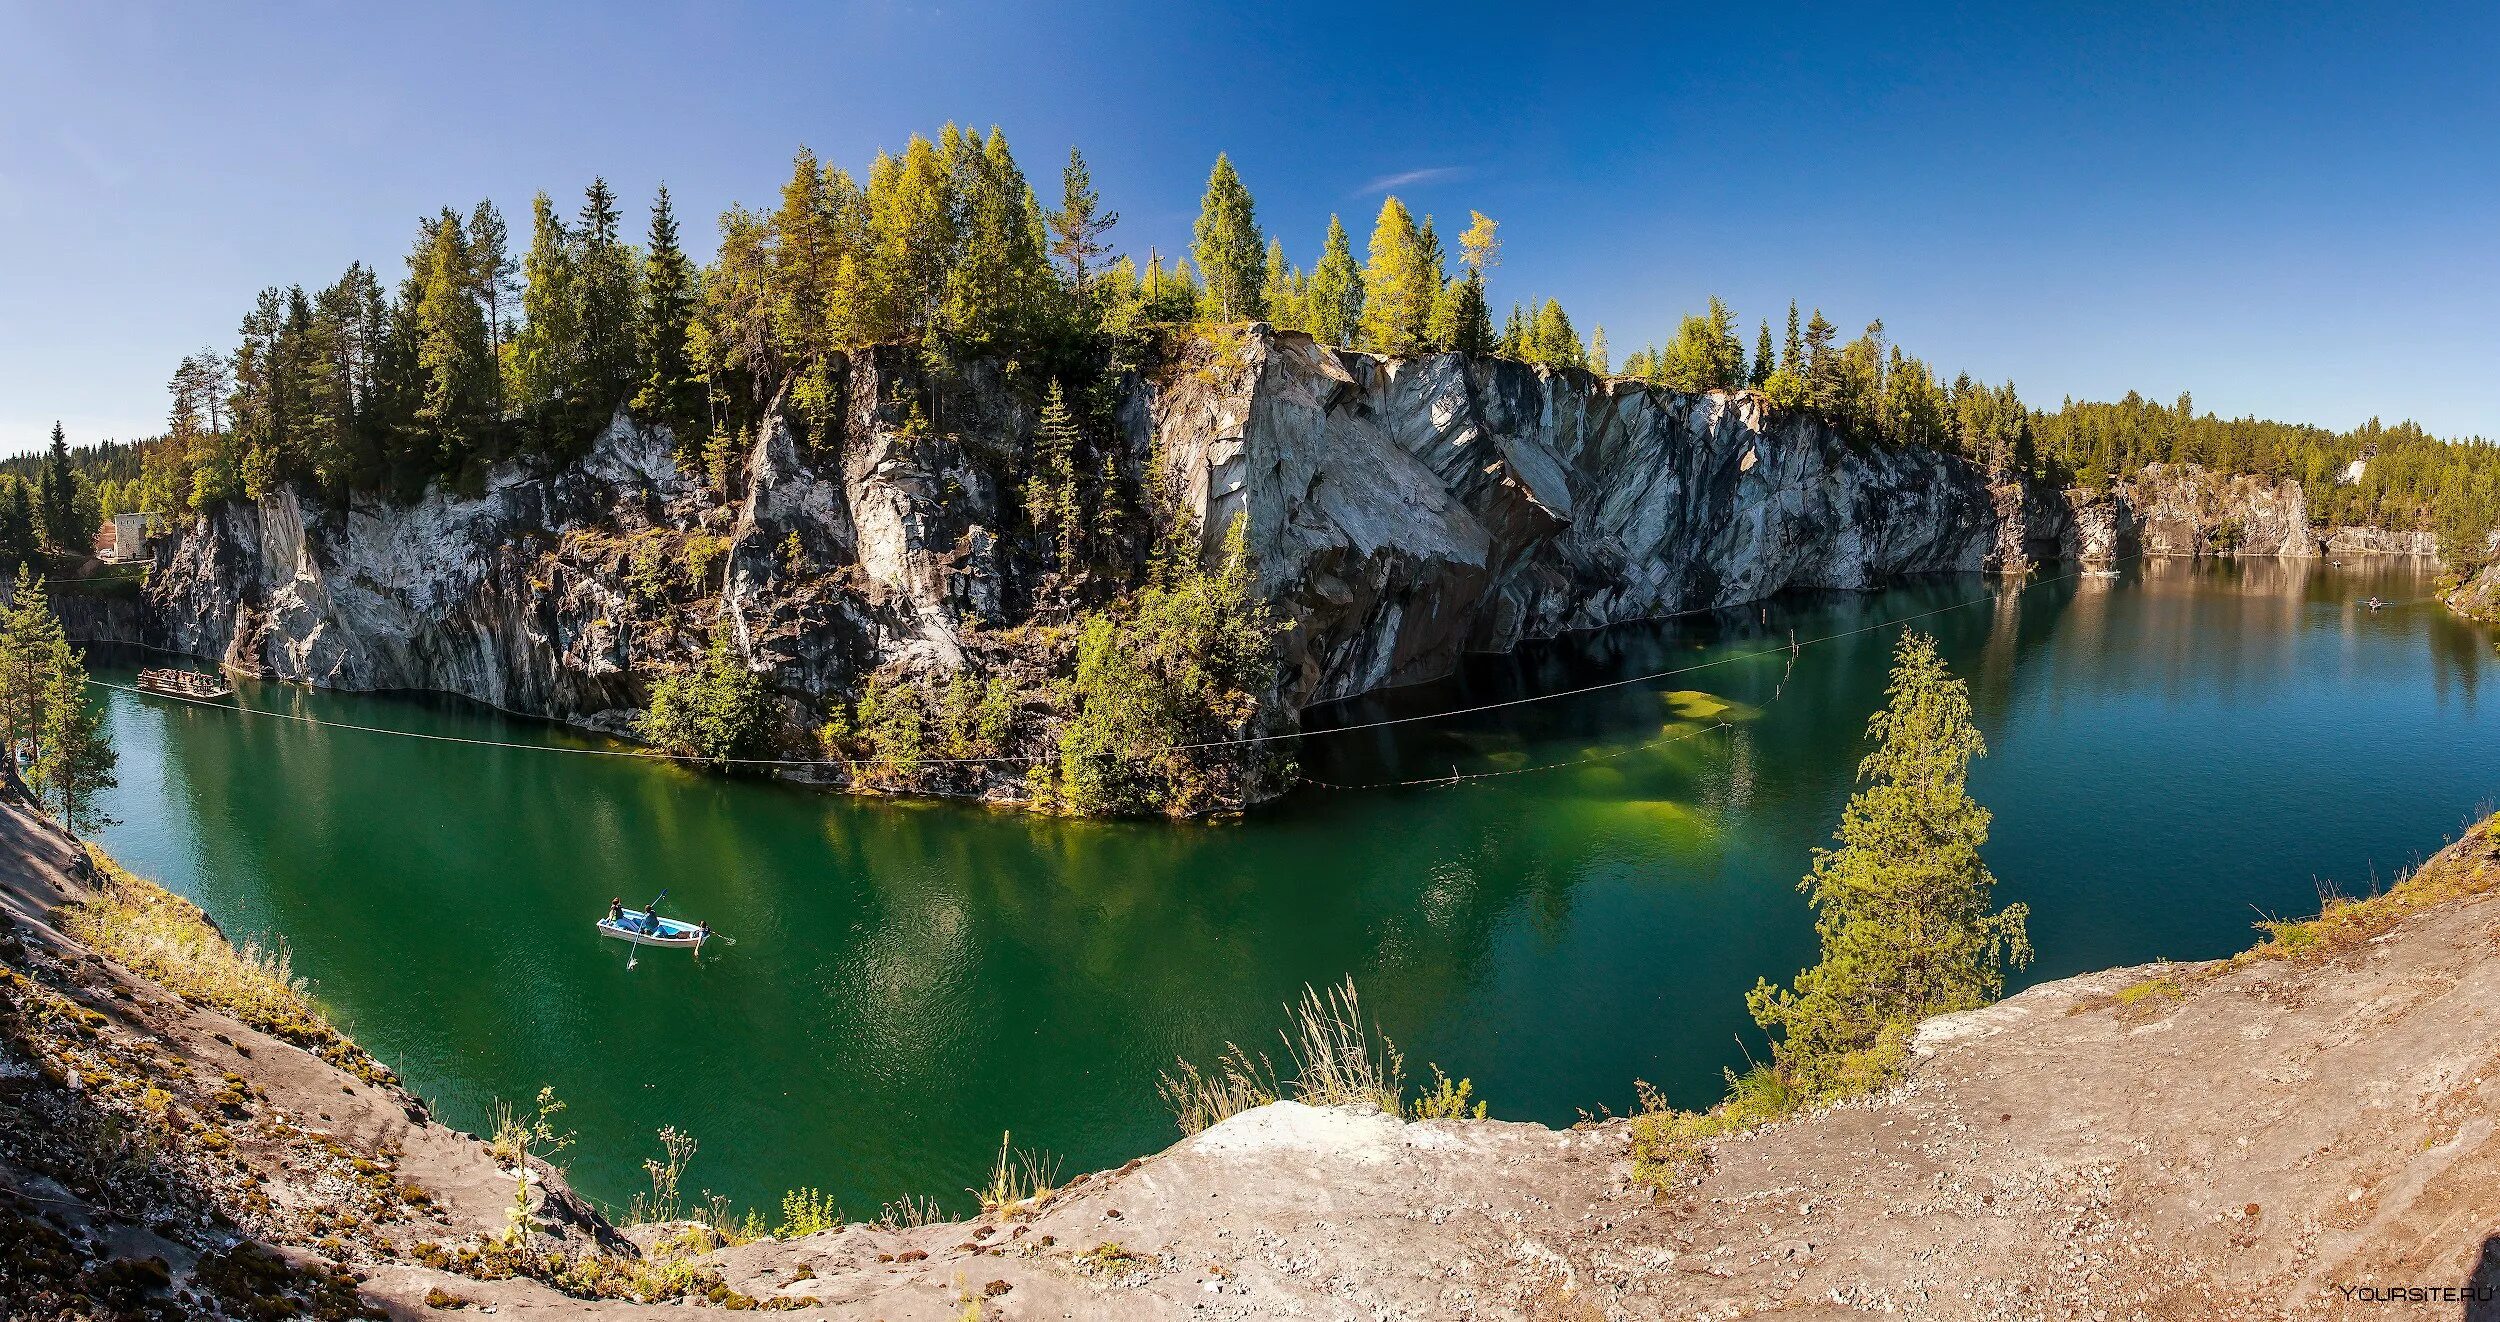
[63,846,389,1083]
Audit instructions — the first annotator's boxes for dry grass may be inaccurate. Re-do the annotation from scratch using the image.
[1159,976,1416,1135]
[878,1192,945,1230]
[1281,978,1406,1111]
[2237,816,2500,966]
[969,1131,1062,1217]
[1156,1043,1279,1136]
[62,846,387,1083]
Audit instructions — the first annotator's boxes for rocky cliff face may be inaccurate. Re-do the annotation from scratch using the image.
[1145,330,2043,703]
[107,328,2433,808]
[2112,463,2440,560]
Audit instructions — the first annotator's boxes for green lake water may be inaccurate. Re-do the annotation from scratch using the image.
[85,558,2500,1219]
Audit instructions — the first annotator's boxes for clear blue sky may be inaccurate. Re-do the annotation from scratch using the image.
[3,0,2494,453]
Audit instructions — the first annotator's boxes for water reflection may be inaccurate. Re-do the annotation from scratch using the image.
[87,560,2500,1215]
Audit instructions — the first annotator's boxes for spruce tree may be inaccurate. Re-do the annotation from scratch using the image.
[1257,239,1301,333]
[0,480,37,572]
[1306,215,1364,347]
[636,185,702,438]
[1451,272,1495,357]
[574,178,641,422]
[511,194,579,443]
[1783,299,1803,375]
[37,423,86,555]
[942,128,1051,350]
[1025,380,1084,569]
[412,212,497,471]
[1527,300,1581,369]
[1746,631,2028,1100]
[1190,153,1266,322]
[1753,320,1776,387]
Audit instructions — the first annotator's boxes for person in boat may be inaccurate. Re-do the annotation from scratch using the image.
[643,897,663,934]
[608,897,624,924]
[696,920,711,943]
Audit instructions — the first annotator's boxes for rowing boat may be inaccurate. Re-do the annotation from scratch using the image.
[596,909,711,949]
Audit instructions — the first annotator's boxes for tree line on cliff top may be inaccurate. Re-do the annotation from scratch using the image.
[57,125,2494,562]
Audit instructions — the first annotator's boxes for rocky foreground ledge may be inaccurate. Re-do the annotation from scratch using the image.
[7,793,2500,1318]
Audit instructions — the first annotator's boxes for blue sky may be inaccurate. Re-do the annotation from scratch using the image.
[3,0,2494,452]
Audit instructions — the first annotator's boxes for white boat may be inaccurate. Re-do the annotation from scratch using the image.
[596,908,713,949]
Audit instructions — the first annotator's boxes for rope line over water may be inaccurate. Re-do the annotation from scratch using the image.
[89,555,2122,776]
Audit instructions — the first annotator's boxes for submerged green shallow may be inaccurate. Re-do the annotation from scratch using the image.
[87,558,2500,1217]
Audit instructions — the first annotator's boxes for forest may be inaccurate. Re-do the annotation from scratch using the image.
[23,124,2496,568]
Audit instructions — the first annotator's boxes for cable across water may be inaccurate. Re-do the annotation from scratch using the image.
[89,555,2124,781]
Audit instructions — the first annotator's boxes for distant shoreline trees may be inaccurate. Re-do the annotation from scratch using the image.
[8,123,2471,559]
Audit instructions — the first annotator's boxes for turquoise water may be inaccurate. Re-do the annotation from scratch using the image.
[85,558,2500,1218]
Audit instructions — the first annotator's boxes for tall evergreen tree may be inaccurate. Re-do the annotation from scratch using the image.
[574,178,642,420]
[636,185,703,438]
[1746,631,2029,1100]
[466,200,516,367]
[0,480,38,572]
[411,210,497,471]
[1024,379,1084,570]
[1047,147,1117,293]
[36,423,86,554]
[1752,320,1777,387]
[942,128,1050,348]
[1190,153,1266,322]
[1259,239,1314,334]
[1450,271,1495,357]
[1306,215,1364,347]
[1783,299,1804,375]
[510,193,579,442]
[1525,299,1582,369]
[34,640,113,833]
[1358,198,1434,355]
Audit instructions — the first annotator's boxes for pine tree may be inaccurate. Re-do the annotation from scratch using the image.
[1752,320,1776,387]
[636,185,703,438]
[1306,215,1364,347]
[1047,147,1117,294]
[1783,300,1804,375]
[34,643,113,833]
[466,200,516,367]
[0,566,53,751]
[1358,198,1433,355]
[1588,325,1611,375]
[1745,630,2028,1101]
[1190,153,1265,322]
